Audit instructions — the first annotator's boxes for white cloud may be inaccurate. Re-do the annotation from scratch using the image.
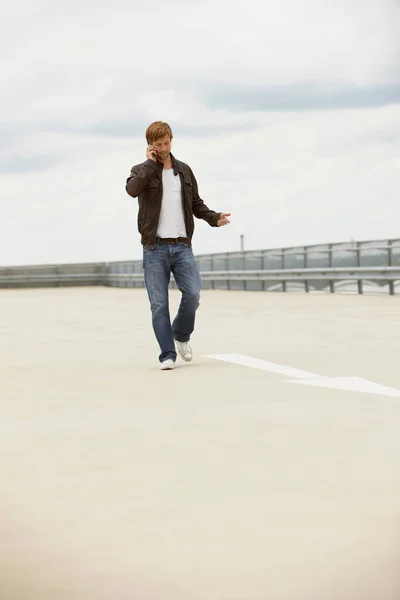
[1,103,399,264]
[2,0,398,120]
[0,0,399,265]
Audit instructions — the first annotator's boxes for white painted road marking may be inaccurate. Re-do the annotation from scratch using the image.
[203,353,400,398]
[286,376,400,397]
[203,353,319,379]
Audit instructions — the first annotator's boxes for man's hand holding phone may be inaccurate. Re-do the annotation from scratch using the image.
[146,145,157,162]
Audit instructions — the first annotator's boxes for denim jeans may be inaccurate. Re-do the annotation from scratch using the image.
[143,242,201,362]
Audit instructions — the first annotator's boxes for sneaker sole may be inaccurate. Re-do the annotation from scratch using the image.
[160,363,175,370]
[176,347,192,362]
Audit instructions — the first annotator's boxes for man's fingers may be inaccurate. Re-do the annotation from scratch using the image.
[217,215,231,226]
[146,146,157,161]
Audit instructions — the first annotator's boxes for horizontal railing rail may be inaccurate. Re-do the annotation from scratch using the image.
[106,266,400,282]
[0,273,104,286]
[1,267,398,294]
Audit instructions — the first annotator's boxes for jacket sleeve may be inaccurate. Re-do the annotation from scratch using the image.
[190,168,220,227]
[125,160,158,198]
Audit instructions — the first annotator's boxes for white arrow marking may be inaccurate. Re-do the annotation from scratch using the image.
[203,354,400,398]
[203,353,320,379]
[286,376,400,397]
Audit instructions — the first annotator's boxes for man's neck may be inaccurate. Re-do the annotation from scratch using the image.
[159,154,173,169]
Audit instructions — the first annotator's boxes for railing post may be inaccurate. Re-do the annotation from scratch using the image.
[282,249,287,292]
[357,242,363,294]
[226,255,231,291]
[328,244,334,293]
[388,240,395,295]
[243,251,247,291]
[262,252,267,292]
[304,246,309,293]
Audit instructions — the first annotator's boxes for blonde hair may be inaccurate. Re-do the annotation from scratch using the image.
[145,121,173,145]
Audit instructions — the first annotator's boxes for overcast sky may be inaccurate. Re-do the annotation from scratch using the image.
[1,0,399,266]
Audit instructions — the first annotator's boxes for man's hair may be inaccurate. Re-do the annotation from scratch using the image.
[145,121,173,145]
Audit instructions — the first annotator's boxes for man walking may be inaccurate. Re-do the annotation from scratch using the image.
[126,121,231,370]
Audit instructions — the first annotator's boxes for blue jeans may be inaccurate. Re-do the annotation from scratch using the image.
[143,242,201,362]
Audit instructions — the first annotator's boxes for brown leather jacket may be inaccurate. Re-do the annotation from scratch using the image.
[125,153,221,246]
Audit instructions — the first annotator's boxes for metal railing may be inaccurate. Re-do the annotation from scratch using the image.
[1,238,399,295]
[0,263,105,288]
[104,267,400,295]
[1,267,398,295]
[105,238,400,295]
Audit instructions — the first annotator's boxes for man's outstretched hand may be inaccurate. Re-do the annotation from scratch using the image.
[217,213,231,227]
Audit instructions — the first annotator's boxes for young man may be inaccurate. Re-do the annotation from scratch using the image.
[125,121,231,370]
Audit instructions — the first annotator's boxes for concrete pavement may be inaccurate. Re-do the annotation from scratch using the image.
[1,287,400,599]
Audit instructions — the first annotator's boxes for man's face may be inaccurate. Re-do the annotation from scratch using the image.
[152,135,172,160]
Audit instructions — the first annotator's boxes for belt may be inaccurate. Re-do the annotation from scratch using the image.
[156,237,190,245]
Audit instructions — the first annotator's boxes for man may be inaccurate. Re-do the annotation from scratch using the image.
[125,121,231,370]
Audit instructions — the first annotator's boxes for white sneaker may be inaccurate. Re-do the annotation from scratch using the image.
[175,340,193,362]
[160,359,175,370]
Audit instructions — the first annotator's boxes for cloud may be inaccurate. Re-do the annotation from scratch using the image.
[0,154,59,173]
[2,1,399,111]
[200,83,400,112]
[0,0,399,264]
[1,104,399,265]
[82,118,261,139]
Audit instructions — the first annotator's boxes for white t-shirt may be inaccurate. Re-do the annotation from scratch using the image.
[156,168,188,238]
